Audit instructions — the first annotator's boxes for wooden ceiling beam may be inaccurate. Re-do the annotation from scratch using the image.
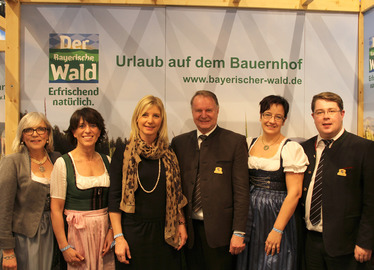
[18,0,360,13]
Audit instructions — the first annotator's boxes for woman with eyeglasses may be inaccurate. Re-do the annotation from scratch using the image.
[50,107,115,270]
[237,95,309,270]
[0,112,61,270]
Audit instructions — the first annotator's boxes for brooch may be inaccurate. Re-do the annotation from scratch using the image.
[214,167,223,174]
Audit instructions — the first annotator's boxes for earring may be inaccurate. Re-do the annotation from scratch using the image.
[21,141,24,145]
[46,140,49,144]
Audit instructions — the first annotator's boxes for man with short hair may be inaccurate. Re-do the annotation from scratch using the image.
[171,90,250,270]
[300,92,374,270]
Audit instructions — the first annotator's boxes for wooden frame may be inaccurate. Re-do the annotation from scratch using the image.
[4,1,20,154]
[2,0,373,153]
[17,0,360,12]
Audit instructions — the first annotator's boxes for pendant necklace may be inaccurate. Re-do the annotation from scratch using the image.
[137,159,161,193]
[30,155,48,172]
[261,135,281,151]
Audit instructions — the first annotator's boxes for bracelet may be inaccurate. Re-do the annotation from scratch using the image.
[110,241,116,249]
[114,233,124,240]
[60,245,74,252]
[3,254,15,260]
[233,232,245,238]
[272,227,283,234]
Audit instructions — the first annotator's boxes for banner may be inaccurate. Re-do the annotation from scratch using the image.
[20,5,358,153]
[364,8,374,140]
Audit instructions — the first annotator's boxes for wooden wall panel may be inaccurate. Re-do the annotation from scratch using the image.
[5,1,20,154]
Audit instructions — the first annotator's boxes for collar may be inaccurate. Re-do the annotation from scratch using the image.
[197,125,217,139]
[316,127,344,148]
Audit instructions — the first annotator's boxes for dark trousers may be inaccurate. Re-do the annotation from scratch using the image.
[305,230,367,270]
[185,219,235,270]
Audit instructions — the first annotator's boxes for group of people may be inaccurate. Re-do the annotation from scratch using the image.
[0,90,373,270]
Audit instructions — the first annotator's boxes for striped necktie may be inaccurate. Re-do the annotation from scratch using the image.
[309,139,333,226]
[192,135,207,213]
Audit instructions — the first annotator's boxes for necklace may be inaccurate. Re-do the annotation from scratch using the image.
[137,159,161,193]
[30,155,48,172]
[261,135,281,151]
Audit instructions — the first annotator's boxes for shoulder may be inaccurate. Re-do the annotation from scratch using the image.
[112,141,127,154]
[49,151,62,163]
[339,131,374,151]
[0,151,27,166]
[1,151,24,161]
[301,136,317,148]
[344,131,372,144]
[171,130,196,144]
[282,140,308,159]
[215,127,246,141]
[53,156,67,169]
[110,142,127,163]
[283,140,304,150]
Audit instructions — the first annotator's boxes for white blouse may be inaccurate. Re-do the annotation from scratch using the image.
[247,137,309,173]
[50,152,111,200]
[31,171,50,185]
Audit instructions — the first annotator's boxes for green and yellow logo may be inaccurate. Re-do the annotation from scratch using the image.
[49,34,99,83]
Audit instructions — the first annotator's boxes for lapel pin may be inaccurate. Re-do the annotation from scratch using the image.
[214,167,223,174]
[337,169,346,176]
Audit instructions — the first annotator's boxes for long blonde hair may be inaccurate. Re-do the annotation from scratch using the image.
[129,95,169,145]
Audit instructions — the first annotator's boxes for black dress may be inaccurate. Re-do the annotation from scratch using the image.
[109,144,182,270]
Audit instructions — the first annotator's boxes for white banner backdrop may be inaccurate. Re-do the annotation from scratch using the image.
[20,5,358,145]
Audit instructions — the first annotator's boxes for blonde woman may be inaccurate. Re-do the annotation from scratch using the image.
[109,95,187,269]
[0,112,60,269]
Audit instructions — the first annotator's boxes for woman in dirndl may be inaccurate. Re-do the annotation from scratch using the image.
[237,95,309,270]
[50,107,115,269]
[0,112,60,269]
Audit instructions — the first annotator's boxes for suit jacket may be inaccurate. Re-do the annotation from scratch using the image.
[300,131,374,257]
[0,146,61,249]
[171,126,250,248]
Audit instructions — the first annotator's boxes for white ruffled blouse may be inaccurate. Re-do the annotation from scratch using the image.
[247,137,309,173]
[50,152,111,200]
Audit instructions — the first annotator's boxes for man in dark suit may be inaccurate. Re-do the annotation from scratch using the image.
[300,92,374,270]
[171,90,250,270]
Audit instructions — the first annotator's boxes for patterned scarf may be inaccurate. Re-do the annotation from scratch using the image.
[120,137,187,248]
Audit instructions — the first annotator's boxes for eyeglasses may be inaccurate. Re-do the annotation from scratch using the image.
[313,109,341,118]
[262,112,284,122]
[23,127,49,135]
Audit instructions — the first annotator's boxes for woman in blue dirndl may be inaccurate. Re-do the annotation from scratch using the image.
[237,95,308,270]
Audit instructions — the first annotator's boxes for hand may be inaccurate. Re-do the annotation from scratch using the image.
[265,229,282,256]
[229,234,246,255]
[176,224,188,250]
[354,245,372,263]
[2,249,17,270]
[114,236,131,264]
[62,247,85,267]
[102,228,114,257]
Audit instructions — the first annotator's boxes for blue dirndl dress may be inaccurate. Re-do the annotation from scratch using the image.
[237,138,307,270]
